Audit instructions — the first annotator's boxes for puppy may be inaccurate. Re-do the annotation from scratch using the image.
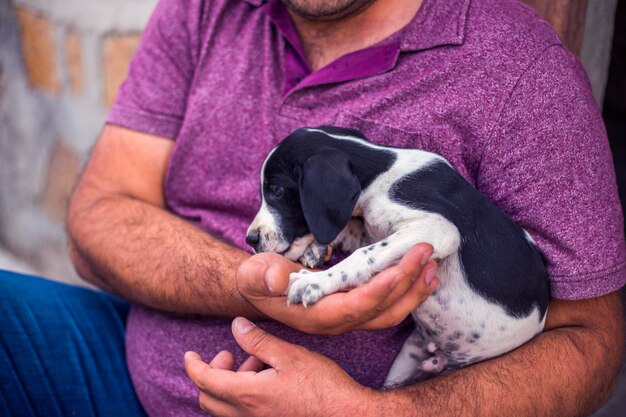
[247,126,550,387]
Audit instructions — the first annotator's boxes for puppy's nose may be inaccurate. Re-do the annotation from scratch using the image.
[246,229,260,249]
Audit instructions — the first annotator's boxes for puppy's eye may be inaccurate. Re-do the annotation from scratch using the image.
[268,185,284,198]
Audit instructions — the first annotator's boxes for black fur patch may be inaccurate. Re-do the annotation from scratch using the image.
[390,161,549,318]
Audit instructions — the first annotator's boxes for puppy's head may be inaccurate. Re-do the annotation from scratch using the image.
[246,128,361,259]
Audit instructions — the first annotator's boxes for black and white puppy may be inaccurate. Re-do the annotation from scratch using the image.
[246,126,550,387]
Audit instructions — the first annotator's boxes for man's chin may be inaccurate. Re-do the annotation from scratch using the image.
[280,0,376,21]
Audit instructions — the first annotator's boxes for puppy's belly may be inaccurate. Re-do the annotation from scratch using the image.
[412,255,545,368]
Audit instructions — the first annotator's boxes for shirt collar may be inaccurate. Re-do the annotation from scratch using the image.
[250,0,470,53]
[400,0,471,52]
[255,0,471,93]
[396,0,471,52]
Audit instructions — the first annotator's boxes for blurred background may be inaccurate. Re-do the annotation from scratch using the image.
[0,0,156,282]
[0,0,625,415]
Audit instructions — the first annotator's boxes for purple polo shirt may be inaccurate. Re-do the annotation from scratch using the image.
[107,0,626,415]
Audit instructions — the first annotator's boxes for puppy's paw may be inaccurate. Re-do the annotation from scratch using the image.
[287,271,327,307]
[287,272,307,304]
[420,351,447,373]
[299,242,332,269]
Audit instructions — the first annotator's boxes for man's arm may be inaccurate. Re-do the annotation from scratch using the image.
[67,125,258,316]
[185,290,625,417]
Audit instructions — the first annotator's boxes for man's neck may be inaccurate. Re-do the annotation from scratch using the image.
[288,0,424,71]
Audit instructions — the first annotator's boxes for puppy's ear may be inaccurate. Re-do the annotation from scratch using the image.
[298,150,361,245]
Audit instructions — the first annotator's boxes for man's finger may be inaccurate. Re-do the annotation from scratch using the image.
[237,253,300,297]
[396,242,434,277]
[362,261,439,330]
[184,351,248,399]
[236,256,272,296]
[341,243,433,320]
[375,245,436,309]
[238,355,265,372]
[359,249,438,325]
[209,350,235,370]
[264,263,292,296]
[231,317,303,369]
[184,351,214,392]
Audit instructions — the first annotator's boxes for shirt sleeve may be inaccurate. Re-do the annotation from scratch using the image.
[477,44,626,300]
[106,0,199,139]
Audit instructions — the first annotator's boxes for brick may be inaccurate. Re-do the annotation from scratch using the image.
[103,34,140,108]
[39,141,81,224]
[65,30,83,94]
[14,6,60,94]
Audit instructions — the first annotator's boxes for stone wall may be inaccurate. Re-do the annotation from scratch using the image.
[0,0,618,285]
[0,0,156,284]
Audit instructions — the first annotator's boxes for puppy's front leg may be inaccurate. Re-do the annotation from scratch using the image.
[283,235,331,268]
[300,241,332,268]
[287,218,460,306]
[289,218,367,270]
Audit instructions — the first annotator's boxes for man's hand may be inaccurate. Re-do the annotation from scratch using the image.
[236,243,439,335]
[184,317,373,417]
[186,294,625,417]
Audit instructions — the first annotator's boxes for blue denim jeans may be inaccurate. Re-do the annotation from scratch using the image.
[0,270,146,416]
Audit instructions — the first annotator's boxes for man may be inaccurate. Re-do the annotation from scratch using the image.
[1,0,624,416]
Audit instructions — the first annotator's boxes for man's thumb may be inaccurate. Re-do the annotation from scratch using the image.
[236,255,290,297]
[231,317,300,369]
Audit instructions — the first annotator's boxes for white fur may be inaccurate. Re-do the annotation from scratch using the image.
[248,147,290,254]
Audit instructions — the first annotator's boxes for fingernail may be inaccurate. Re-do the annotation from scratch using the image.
[420,249,433,266]
[265,273,275,293]
[234,317,256,334]
[184,351,198,361]
[265,265,282,294]
[425,267,437,285]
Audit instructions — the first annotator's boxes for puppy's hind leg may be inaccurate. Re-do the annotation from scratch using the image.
[384,330,433,388]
